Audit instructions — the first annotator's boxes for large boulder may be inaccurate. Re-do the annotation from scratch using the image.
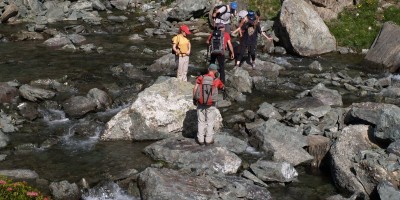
[138,168,272,200]
[345,102,400,141]
[62,96,97,118]
[329,125,383,195]
[49,180,80,200]
[277,0,336,56]
[19,84,56,102]
[364,22,400,72]
[247,119,313,166]
[101,77,222,141]
[226,67,253,93]
[143,136,243,174]
[167,0,211,21]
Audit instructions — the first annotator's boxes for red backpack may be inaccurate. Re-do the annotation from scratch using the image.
[194,75,219,106]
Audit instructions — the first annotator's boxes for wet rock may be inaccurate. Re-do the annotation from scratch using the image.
[0,154,6,161]
[148,53,176,74]
[0,82,19,103]
[14,143,38,153]
[49,180,80,200]
[277,0,336,56]
[387,141,400,156]
[30,78,74,93]
[377,181,400,200]
[87,88,112,110]
[17,102,39,120]
[345,102,400,141]
[79,43,96,52]
[0,111,18,133]
[247,119,313,166]
[92,0,106,11]
[227,67,253,93]
[108,15,128,23]
[70,1,92,10]
[310,83,343,106]
[226,114,246,125]
[102,77,222,141]
[275,97,325,111]
[242,170,268,188]
[43,35,72,47]
[110,0,130,10]
[329,125,378,196]
[0,130,9,149]
[11,31,44,41]
[62,96,97,118]
[0,3,18,23]
[364,22,400,72]
[19,84,56,102]
[138,167,272,200]
[256,102,282,121]
[337,46,356,54]
[129,34,144,41]
[244,110,256,121]
[0,169,39,179]
[250,160,298,182]
[143,136,242,174]
[68,34,86,44]
[308,60,323,71]
[72,120,104,137]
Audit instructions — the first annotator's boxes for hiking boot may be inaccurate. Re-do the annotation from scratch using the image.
[196,139,205,146]
[205,140,214,146]
[251,62,256,70]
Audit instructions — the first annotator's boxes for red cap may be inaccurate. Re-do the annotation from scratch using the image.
[180,25,191,35]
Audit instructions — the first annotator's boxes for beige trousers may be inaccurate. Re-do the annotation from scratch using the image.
[197,105,217,143]
[175,55,189,82]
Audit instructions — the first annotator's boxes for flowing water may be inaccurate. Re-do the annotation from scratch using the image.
[0,20,383,199]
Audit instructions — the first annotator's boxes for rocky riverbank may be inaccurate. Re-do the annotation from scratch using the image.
[1,0,400,199]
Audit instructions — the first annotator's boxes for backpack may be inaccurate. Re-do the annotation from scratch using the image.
[213,5,229,18]
[194,75,218,106]
[210,30,224,55]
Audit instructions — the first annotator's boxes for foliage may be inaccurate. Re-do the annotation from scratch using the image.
[247,0,281,20]
[327,0,400,50]
[0,177,48,200]
[383,6,400,25]
[161,0,176,6]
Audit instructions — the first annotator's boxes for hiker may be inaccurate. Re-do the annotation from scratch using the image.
[211,1,238,32]
[231,10,260,38]
[232,10,272,68]
[193,63,225,145]
[172,24,191,81]
[206,23,235,84]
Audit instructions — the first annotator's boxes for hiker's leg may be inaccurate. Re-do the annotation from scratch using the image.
[197,106,206,144]
[205,106,217,143]
[249,45,256,62]
[177,55,189,81]
[236,45,246,66]
[217,55,225,83]
[210,54,217,64]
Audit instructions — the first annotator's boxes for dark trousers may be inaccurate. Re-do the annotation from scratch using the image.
[210,54,225,83]
[236,45,256,64]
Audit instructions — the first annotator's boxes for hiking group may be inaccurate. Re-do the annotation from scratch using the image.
[171,1,272,145]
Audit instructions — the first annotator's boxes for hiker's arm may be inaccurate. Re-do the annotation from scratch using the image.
[187,42,191,55]
[227,40,234,59]
[231,26,241,34]
[262,31,273,40]
[206,34,212,45]
[172,42,180,54]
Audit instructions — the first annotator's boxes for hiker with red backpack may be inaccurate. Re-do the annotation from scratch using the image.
[172,24,191,81]
[206,23,235,84]
[211,2,238,32]
[193,64,225,146]
[232,10,272,69]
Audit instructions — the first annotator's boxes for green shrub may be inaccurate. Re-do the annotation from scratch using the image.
[383,6,400,25]
[0,177,48,200]
[247,0,281,20]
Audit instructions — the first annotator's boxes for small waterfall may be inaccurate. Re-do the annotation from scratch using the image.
[82,182,137,200]
[61,123,103,152]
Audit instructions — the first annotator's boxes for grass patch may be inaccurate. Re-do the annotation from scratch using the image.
[327,0,400,50]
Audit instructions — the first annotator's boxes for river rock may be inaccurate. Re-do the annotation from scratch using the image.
[256,102,282,120]
[110,0,130,10]
[345,102,400,141]
[167,0,210,21]
[0,3,18,23]
[0,82,19,103]
[148,53,176,74]
[101,77,222,141]
[277,0,336,56]
[17,102,39,120]
[143,136,242,174]
[387,141,400,157]
[19,84,56,102]
[329,125,380,196]
[310,83,343,106]
[364,22,400,72]
[377,181,400,200]
[0,169,39,179]
[227,67,253,93]
[87,88,112,110]
[250,160,298,182]
[138,167,272,200]
[0,111,18,133]
[275,97,325,111]
[11,31,44,41]
[43,35,72,47]
[62,96,97,118]
[247,119,313,166]
[92,0,106,11]
[49,180,80,200]
[0,130,9,149]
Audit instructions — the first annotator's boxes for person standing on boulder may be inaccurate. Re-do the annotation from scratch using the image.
[172,24,191,81]
[193,64,225,146]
